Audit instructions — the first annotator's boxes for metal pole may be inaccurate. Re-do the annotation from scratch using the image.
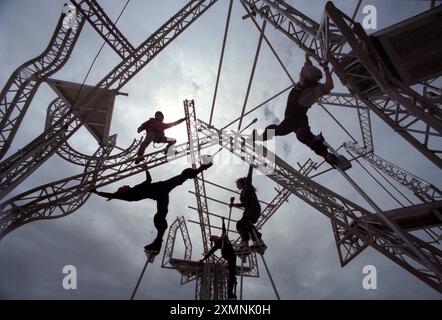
[259,254,280,300]
[240,118,258,133]
[130,258,149,300]
[237,20,266,131]
[199,178,271,206]
[240,255,245,300]
[240,1,296,85]
[249,225,280,300]
[209,0,233,126]
[352,0,363,20]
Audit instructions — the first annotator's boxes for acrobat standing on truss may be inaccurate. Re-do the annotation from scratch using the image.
[200,217,237,300]
[135,111,187,163]
[256,51,350,170]
[91,162,213,252]
[230,164,266,251]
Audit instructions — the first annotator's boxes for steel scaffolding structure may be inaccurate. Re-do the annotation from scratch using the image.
[0,0,441,299]
[0,7,85,160]
[241,0,442,168]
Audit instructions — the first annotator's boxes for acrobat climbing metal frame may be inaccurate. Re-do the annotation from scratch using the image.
[240,0,442,169]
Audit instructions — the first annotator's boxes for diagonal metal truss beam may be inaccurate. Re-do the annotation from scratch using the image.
[71,0,135,59]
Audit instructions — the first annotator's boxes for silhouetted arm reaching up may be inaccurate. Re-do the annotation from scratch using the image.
[321,62,334,93]
[163,117,186,129]
[246,164,253,187]
[145,170,152,183]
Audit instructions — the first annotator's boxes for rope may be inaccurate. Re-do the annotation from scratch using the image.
[237,20,266,131]
[209,0,233,126]
[318,104,358,143]
[72,0,130,107]
[222,85,292,130]
[347,150,406,208]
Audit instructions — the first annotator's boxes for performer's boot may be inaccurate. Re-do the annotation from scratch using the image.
[144,238,163,253]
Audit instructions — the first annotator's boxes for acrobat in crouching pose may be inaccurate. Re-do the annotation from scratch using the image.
[135,111,186,163]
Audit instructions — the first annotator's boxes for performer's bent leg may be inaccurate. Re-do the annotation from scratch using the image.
[236,216,252,242]
[162,164,213,193]
[153,195,169,240]
[159,135,177,154]
[227,256,237,299]
[136,132,156,163]
[144,195,169,252]
[262,120,292,141]
[295,126,329,157]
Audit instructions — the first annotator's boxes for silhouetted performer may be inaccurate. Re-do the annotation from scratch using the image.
[91,162,213,252]
[230,164,264,250]
[135,111,186,164]
[258,52,339,167]
[200,218,237,300]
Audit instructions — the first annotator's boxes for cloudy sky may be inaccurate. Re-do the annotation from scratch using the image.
[0,0,441,300]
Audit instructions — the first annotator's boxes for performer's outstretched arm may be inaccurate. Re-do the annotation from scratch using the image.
[164,117,186,129]
[231,202,244,208]
[322,62,334,93]
[304,52,313,66]
[90,189,116,201]
[201,244,219,261]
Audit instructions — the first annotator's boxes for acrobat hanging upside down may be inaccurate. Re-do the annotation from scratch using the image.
[91,161,213,253]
